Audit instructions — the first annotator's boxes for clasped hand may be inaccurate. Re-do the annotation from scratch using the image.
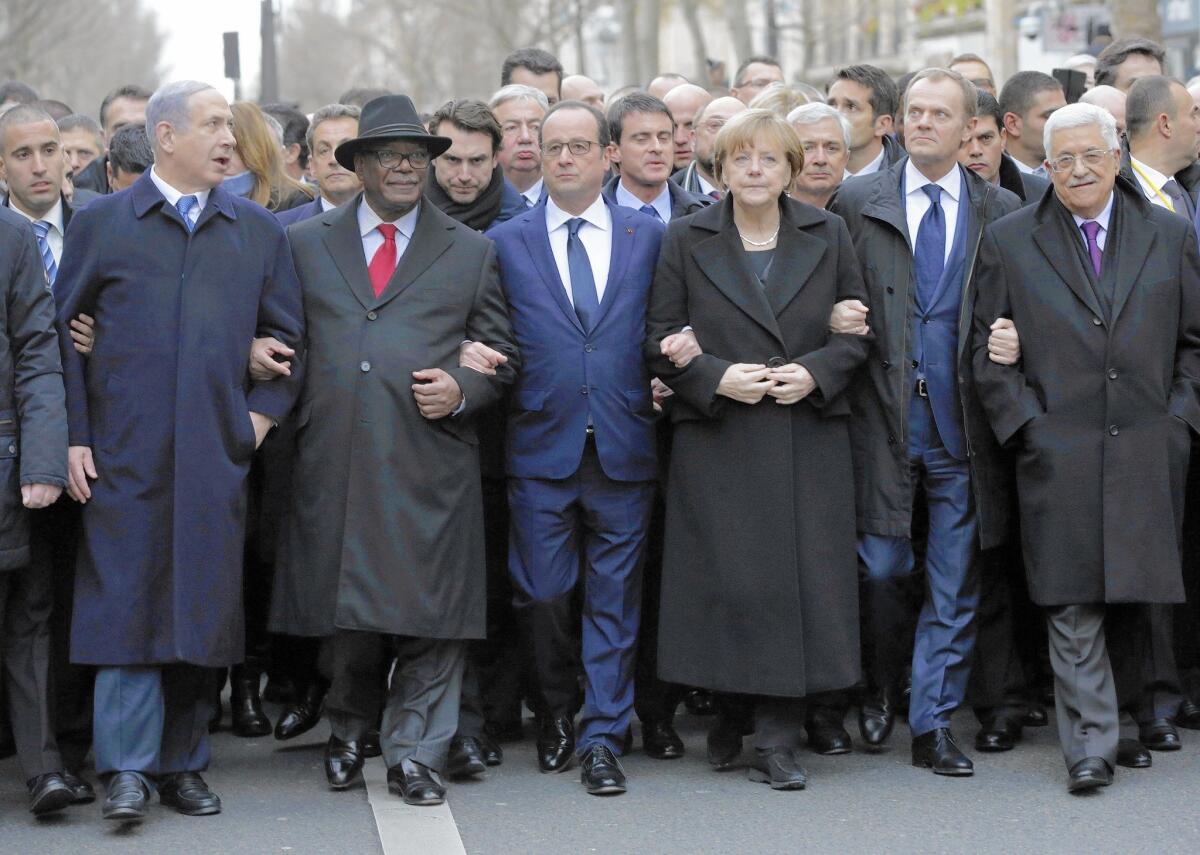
[716,363,815,405]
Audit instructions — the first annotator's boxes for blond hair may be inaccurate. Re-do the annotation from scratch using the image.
[748,83,809,117]
[712,108,805,189]
[230,101,313,210]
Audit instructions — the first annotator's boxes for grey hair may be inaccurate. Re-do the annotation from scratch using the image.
[1043,102,1119,157]
[262,112,285,147]
[145,80,215,148]
[305,103,360,152]
[488,84,549,113]
[787,102,851,149]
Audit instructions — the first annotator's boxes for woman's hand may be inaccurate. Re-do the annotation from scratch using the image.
[716,363,773,404]
[766,363,816,405]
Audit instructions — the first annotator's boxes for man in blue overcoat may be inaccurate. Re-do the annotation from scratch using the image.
[52,80,305,822]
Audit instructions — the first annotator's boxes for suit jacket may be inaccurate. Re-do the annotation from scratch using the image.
[601,174,711,222]
[488,197,664,482]
[829,159,1022,549]
[972,177,1200,605]
[272,197,518,639]
[275,195,325,227]
[998,153,1050,206]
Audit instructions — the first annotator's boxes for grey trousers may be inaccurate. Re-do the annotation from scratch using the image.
[753,697,805,752]
[0,562,61,781]
[1046,604,1118,770]
[326,631,465,773]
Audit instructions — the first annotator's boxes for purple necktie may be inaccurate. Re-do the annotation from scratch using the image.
[1080,220,1102,276]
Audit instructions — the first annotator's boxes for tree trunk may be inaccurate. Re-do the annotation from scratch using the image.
[679,0,708,83]
[636,0,661,87]
[619,0,640,86]
[1109,0,1163,41]
[725,0,753,66]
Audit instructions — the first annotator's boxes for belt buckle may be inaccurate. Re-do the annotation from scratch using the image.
[916,378,929,398]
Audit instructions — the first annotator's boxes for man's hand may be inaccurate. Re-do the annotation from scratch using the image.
[412,368,463,419]
[21,483,62,509]
[987,317,1020,365]
[716,363,774,404]
[660,329,702,368]
[250,412,273,449]
[459,340,508,375]
[829,299,870,335]
[249,337,294,381]
[67,446,97,503]
[650,377,673,412]
[766,363,817,405]
[70,313,95,355]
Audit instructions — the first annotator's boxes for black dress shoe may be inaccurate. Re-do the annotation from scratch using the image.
[684,688,717,716]
[975,717,1023,752]
[159,771,221,816]
[806,713,852,756]
[706,714,744,769]
[642,719,685,759]
[62,771,96,804]
[102,771,149,821]
[387,759,445,805]
[274,682,327,741]
[859,686,896,748]
[1116,738,1152,768]
[484,719,524,742]
[580,745,626,795]
[912,728,973,776]
[447,736,488,779]
[27,772,75,816]
[1068,756,1113,793]
[1022,704,1049,728]
[748,748,808,790]
[478,733,504,766]
[1175,698,1200,730]
[362,729,382,759]
[1139,718,1182,751]
[324,736,365,789]
[537,715,575,773]
[230,686,272,738]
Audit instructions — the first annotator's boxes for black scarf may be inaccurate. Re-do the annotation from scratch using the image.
[425,164,505,231]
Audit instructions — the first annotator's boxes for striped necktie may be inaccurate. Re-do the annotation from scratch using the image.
[176,195,198,232]
[31,220,56,286]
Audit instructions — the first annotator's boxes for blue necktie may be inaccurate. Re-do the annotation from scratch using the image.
[913,184,945,307]
[638,203,662,222]
[566,218,600,331]
[176,195,198,232]
[30,220,56,286]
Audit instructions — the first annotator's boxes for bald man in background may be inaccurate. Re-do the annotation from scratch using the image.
[670,95,745,197]
[1080,85,1128,136]
[662,84,713,172]
[561,75,605,109]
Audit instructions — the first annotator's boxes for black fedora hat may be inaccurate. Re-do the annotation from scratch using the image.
[334,94,451,171]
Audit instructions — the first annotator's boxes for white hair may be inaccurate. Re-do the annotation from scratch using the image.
[488,84,549,113]
[1063,54,1097,72]
[145,80,215,148]
[262,112,285,147]
[1043,102,1119,158]
[787,102,851,149]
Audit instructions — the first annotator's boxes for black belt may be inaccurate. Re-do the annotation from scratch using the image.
[915,378,929,398]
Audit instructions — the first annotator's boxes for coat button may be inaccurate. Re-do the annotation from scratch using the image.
[1109,424,1119,436]
[911,359,919,368]
[923,318,930,324]
[1093,317,1102,326]
[360,361,371,372]
[1107,369,1117,380]
[887,433,897,444]
[882,360,890,368]
[6,444,13,454]
[584,344,594,352]
[887,286,895,294]
[580,386,589,395]
[367,311,378,320]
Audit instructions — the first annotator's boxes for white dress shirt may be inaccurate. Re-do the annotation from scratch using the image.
[846,145,886,180]
[1071,192,1114,253]
[10,196,64,265]
[545,194,612,304]
[359,198,419,265]
[1012,156,1049,179]
[149,165,210,228]
[904,160,962,263]
[1130,156,1176,212]
[319,195,338,213]
[615,180,672,223]
[696,172,718,196]
[522,177,544,208]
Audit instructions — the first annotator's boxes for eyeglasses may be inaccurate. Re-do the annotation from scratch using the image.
[1047,149,1112,173]
[738,77,778,90]
[368,148,430,170]
[541,140,597,158]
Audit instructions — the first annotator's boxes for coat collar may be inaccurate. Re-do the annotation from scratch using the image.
[130,170,238,231]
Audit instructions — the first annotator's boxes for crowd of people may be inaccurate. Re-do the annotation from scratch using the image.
[0,35,1198,825]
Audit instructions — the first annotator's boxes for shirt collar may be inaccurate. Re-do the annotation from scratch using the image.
[1130,155,1171,191]
[545,193,610,234]
[149,165,211,212]
[615,179,671,221]
[319,195,338,212]
[905,159,963,203]
[358,197,420,240]
[846,145,887,179]
[522,177,544,205]
[1071,192,1115,233]
[696,171,717,195]
[9,195,64,235]
[1012,157,1040,175]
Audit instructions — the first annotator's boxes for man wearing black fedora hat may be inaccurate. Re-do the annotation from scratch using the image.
[270,94,518,806]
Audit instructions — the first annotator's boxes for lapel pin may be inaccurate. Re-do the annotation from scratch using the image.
[626,227,634,235]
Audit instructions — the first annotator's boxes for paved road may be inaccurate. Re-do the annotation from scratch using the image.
[2,704,1198,855]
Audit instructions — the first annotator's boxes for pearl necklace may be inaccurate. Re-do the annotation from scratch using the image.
[738,227,779,247]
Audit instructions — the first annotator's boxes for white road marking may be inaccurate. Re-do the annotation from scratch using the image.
[364,760,467,855]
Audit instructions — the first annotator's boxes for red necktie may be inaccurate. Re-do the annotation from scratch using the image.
[368,223,398,297]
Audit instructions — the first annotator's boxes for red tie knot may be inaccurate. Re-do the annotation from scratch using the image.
[377,223,399,241]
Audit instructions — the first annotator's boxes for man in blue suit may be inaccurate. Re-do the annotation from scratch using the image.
[275,104,361,228]
[487,100,663,795]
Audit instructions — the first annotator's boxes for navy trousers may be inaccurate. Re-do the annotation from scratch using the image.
[508,438,653,756]
[858,394,979,736]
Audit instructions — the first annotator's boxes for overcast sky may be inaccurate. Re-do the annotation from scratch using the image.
[150,1,264,99]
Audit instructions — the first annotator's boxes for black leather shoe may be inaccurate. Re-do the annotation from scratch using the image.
[324,736,365,789]
[684,688,717,716]
[387,759,445,805]
[101,771,149,821]
[975,717,1022,752]
[274,682,327,741]
[580,745,626,795]
[912,728,973,776]
[447,736,488,779]
[642,719,685,759]
[484,719,524,742]
[1175,698,1200,730]
[859,686,896,748]
[362,729,382,759]
[478,733,504,766]
[159,771,221,816]
[537,715,575,773]
[1022,704,1049,727]
[1068,756,1113,793]
[1140,718,1182,751]
[27,772,75,816]
[707,714,744,770]
[230,670,272,738]
[748,748,808,790]
[806,712,852,755]
[62,771,96,804]
[1116,738,1152,768]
